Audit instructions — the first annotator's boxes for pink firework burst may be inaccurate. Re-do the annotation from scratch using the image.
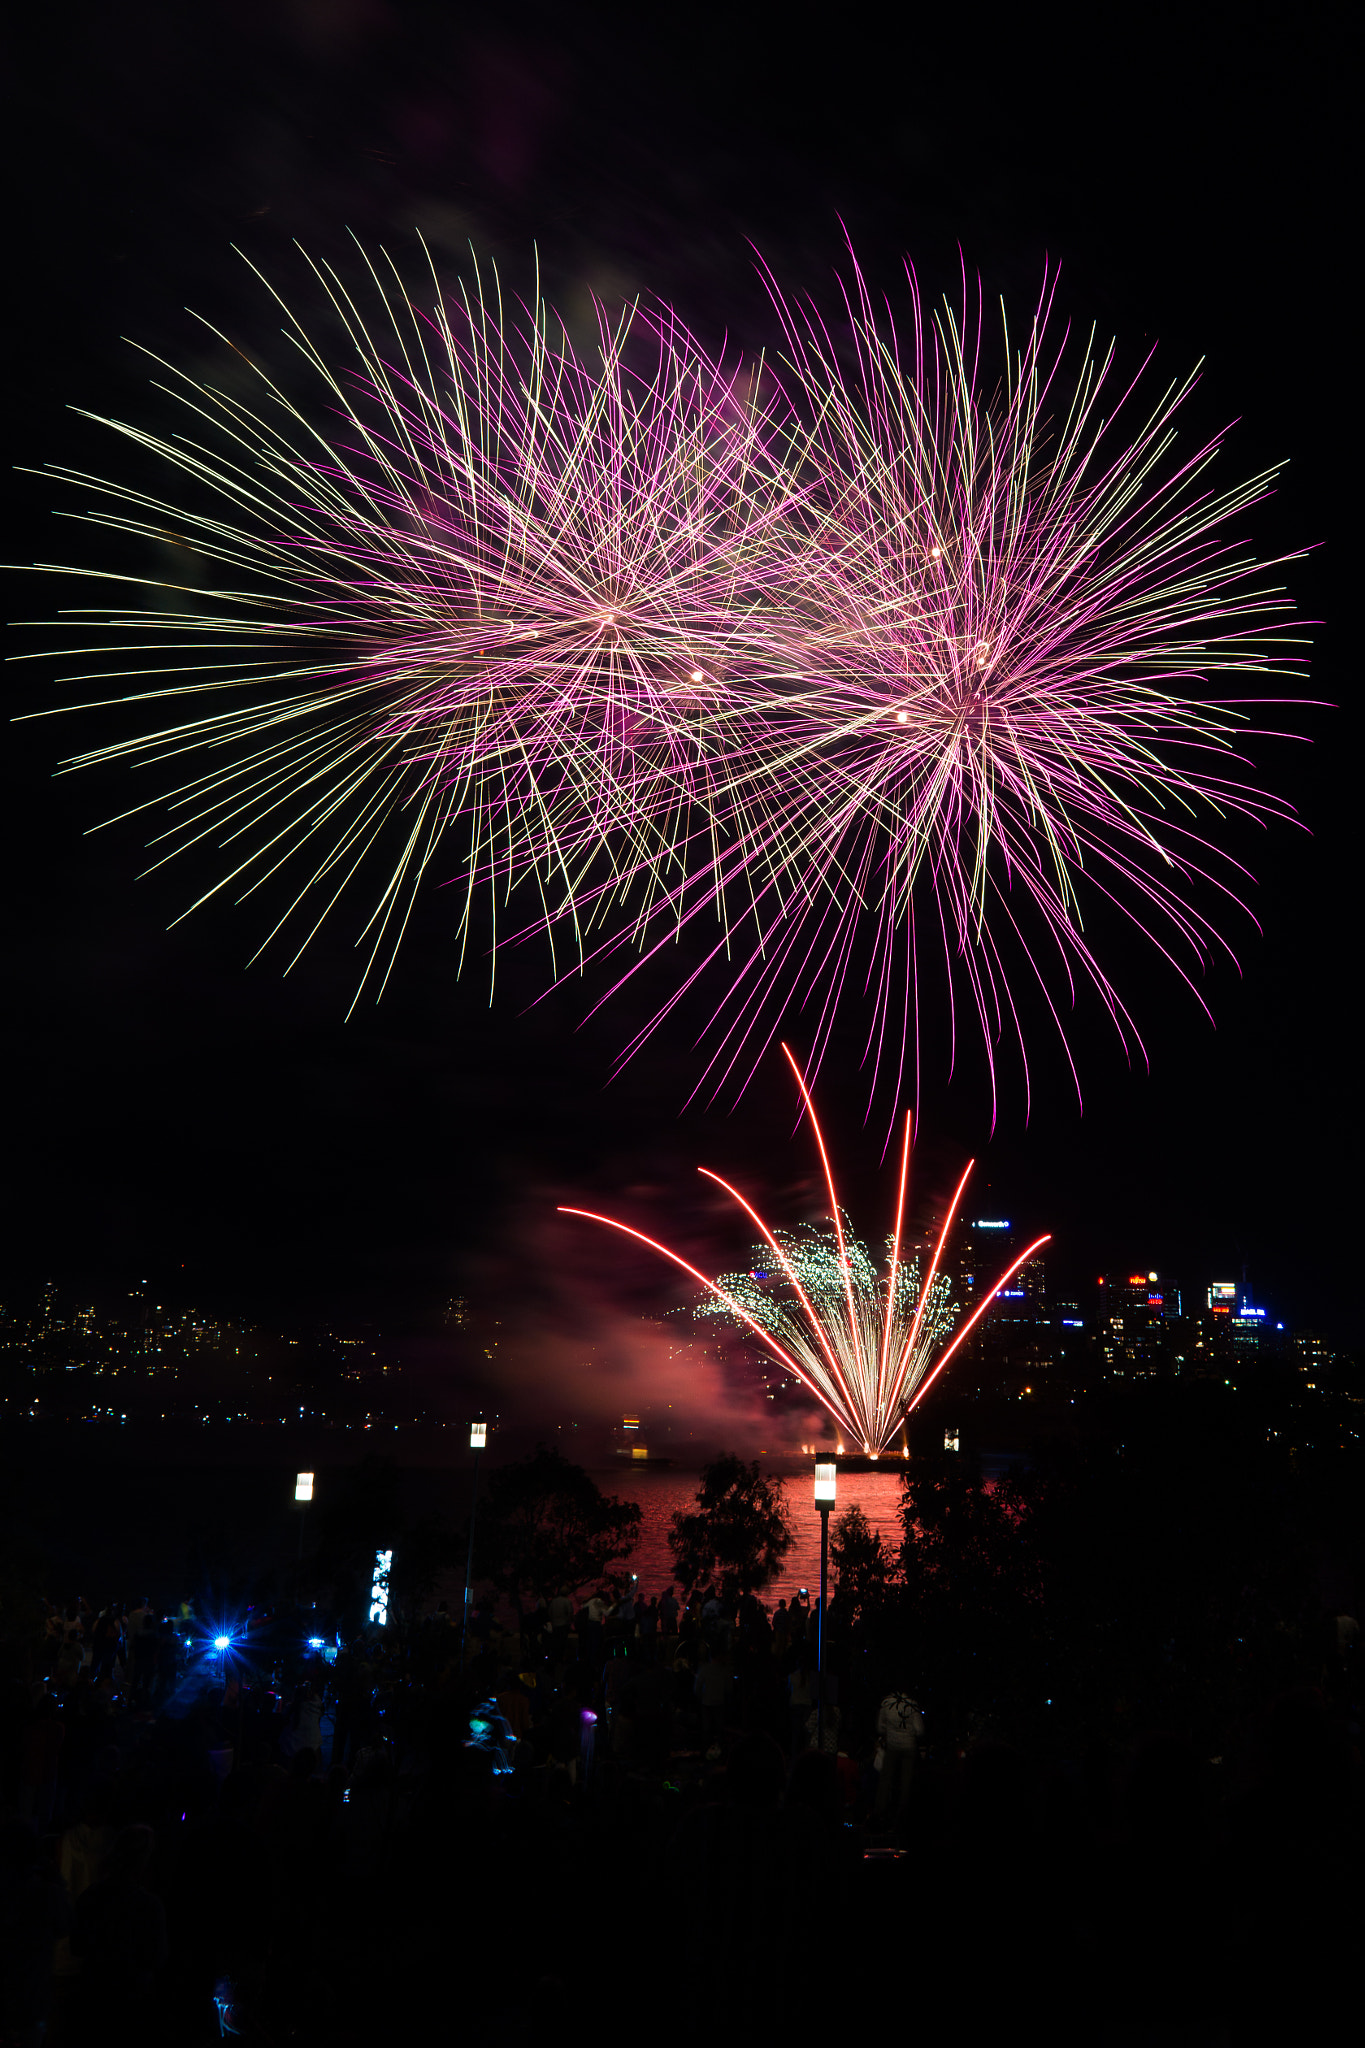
[578,251,1309,1124]
[24,241,1310,1115]
[24,243,799,1005]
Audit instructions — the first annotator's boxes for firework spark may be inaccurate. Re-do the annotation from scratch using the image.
[559,1044,1049,1454]
[577,251,1308,1122]
[19,242,797,1005]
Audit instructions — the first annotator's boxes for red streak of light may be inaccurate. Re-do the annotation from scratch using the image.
[695,1167,863,1431]
[878,1109,914,1396]
[556,1206,854,1438]
[781,1043,867,1387]
[904,1234,1052,1418]
[882,1157,976,1422]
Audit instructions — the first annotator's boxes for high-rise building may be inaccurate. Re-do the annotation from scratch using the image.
[1292,1331,1335,1388]
[1097,1271,1169,1376]
[951,1215,1016,1313]
[946,1217,1052,1392]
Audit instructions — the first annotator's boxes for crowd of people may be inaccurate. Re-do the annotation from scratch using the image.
[458,1579,926,1832]
[0,1568,1359,2046]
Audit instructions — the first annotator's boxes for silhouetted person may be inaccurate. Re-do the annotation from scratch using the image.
[18,1695,63,1825]
[0,1816,68,2048]
[69,1826,167,2044]
[872,1687,923,1838]
[787,1651,816,1757]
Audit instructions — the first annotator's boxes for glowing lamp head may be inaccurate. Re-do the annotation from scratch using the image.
[690,669,704,682]
[896,710,909,724]
[814,1456,838,1505]
[213,1635,232,1653]
[470,1420,487,1450]
[295,1470,314,1502]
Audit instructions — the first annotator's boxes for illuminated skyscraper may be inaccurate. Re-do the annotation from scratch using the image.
[947,1216,1049,1391]
[1097,1271,1169,1376]
[951,1216,1016,1311]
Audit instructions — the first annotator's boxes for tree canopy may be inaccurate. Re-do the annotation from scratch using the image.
[472,1444,642,1606]
[830,1501,895,1619]
[668,1454,795,1599]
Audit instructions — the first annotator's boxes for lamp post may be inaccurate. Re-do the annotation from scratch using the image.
[294,1471,314,1564]
[461,1421,487,1663]
[814,1454,837,1751]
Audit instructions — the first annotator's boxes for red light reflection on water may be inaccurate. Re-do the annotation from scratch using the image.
[600,1468,905,1602]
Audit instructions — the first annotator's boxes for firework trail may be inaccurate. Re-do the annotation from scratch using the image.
[18,242,798,1005]
[579,251,1308,1122]
[559,1044,1049,1454]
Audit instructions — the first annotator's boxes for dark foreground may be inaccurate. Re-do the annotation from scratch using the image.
[3,1384,1362,2047]
[2,1586,1361,2048]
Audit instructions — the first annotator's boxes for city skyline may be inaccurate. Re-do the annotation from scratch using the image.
[5,1224,1357,1444]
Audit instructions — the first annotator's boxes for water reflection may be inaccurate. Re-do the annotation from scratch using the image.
[599,1468,907,1601]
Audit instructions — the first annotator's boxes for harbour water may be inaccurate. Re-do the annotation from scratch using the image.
[597,1466,908,1602]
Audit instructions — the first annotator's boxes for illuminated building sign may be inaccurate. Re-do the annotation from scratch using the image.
[1209,1283,1237,1307]
[369,1548,393,1628]
[1236,1308,1266,1320]
[1127,1274,1147,1286]
[996,1288,1025,1298]
[973,1220,1010,1229]
[295,1471,314,1502]
[1147,1295,1164,1307]
[1061,1319,1083,1327]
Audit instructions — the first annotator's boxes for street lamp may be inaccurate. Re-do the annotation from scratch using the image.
[294,1471,314,1563]
[461,1421,488,1662]
[814,1454,837,1751]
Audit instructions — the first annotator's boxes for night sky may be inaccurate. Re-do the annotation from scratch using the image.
[4,2,1355,1375]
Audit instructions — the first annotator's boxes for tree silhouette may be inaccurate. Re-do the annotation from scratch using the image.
[830,1502,895,1620]
[472,1445,642,1607]
[668,1454,795,1600]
